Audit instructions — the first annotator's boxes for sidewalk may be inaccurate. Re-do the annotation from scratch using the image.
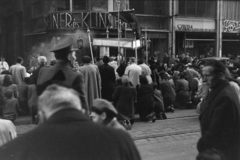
[15,109,199,137]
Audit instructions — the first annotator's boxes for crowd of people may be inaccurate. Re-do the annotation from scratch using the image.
[0,36,239,159]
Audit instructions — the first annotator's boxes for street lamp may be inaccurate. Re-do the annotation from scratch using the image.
[77,36,83,49]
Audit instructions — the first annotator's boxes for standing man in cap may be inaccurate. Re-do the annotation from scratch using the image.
[91,98,125,131]
[37,37,89,113]
[0,85,141,160]
[78,56,101,110]
[98,56,116,101]
[124,57,142,87]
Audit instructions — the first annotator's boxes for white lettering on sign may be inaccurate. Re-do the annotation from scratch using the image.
[222,19,240,32]
[176,24,215,32]
[44,12,126,30]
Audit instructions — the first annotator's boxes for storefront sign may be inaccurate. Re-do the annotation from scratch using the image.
[44,12,126,30]
[175,19,215,32]
[177,24,215,32]
[222,19,240,33]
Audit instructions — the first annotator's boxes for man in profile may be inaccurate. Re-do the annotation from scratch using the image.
[0,84,141,160]
[197,60,240,160]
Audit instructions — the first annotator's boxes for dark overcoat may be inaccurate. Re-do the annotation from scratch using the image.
[112,85,136,119]
[37,61,89,112]
[0,109,141,160]
[197,80,240,160]
[137,84,155,120]
[99,63,116,101]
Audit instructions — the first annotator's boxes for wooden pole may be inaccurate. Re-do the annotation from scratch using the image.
[87,28,94,64]
[135,32,138,64]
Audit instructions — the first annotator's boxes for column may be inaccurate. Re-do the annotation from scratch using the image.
[216,0,222,57]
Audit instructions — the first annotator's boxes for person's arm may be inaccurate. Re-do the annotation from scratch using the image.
[21,67,27,81]
[197,96,237,152]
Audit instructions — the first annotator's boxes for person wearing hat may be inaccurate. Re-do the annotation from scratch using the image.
[98,56,116,101]
[91,98,126,131]
[78,56,101,111]
[37,37,89,114]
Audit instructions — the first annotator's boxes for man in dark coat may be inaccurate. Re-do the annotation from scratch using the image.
[98,56,116,101]
[0,84,141,160]
[197,60,240,160]
[37,37,89,113]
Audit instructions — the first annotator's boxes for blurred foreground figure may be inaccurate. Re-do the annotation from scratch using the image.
[197,60,240,160]
[0,119,16,147]
[0,84,141,160]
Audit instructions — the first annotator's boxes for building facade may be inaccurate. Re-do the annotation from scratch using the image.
[0,0,240,67]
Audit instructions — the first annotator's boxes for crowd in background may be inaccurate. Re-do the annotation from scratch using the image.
[0,51,240,127]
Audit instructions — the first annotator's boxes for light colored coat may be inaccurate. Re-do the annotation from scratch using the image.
[9,64,26,85]
[124,63,142,87]
[79,64,101,110]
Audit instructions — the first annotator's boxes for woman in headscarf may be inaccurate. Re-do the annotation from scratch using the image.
[174,72,191,109]
[112,76,136,124]
[1,75,18,99]
[137,75,156,122]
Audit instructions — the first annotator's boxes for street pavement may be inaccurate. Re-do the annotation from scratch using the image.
[14,109,200,160]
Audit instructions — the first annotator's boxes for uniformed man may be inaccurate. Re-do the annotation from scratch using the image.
[37,37,89,113]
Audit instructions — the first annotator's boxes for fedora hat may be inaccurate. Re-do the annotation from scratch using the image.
[50,37,77,53]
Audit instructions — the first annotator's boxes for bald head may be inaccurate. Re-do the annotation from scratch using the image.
[38,84,83,122]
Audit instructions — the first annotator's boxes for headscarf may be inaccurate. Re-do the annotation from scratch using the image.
[2,75,12,87]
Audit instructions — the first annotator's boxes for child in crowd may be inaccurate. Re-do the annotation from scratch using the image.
[2,89,19,122]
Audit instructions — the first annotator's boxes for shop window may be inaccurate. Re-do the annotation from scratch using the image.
[178,0,216,18]
[73,0,88,10]
[56,0,70,11]
[129,0,167,15]
[91,0,108,12]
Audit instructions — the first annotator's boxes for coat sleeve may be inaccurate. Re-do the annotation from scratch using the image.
[72,74,89,115]
[197,96,237,152]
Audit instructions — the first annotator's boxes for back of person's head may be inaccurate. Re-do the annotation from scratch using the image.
[38,84,83,122]
[204,60,226,76]
[122,75,130,85]
[50,60,57,66]
[2,75,12,87]
[152,82,158,90]
[16,57,23,64]
[138,59,143,65]
[130,57,136,64]
[83,56,91,63]
[37,56,47,65]
[102,56,110,64]
[179,72,186,79]
[116,78,122,86]
[139,75,148,85]
[5,89,13,99]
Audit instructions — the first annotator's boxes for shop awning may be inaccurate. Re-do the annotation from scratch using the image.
[109,10,141,39]
[93,38,141,49]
